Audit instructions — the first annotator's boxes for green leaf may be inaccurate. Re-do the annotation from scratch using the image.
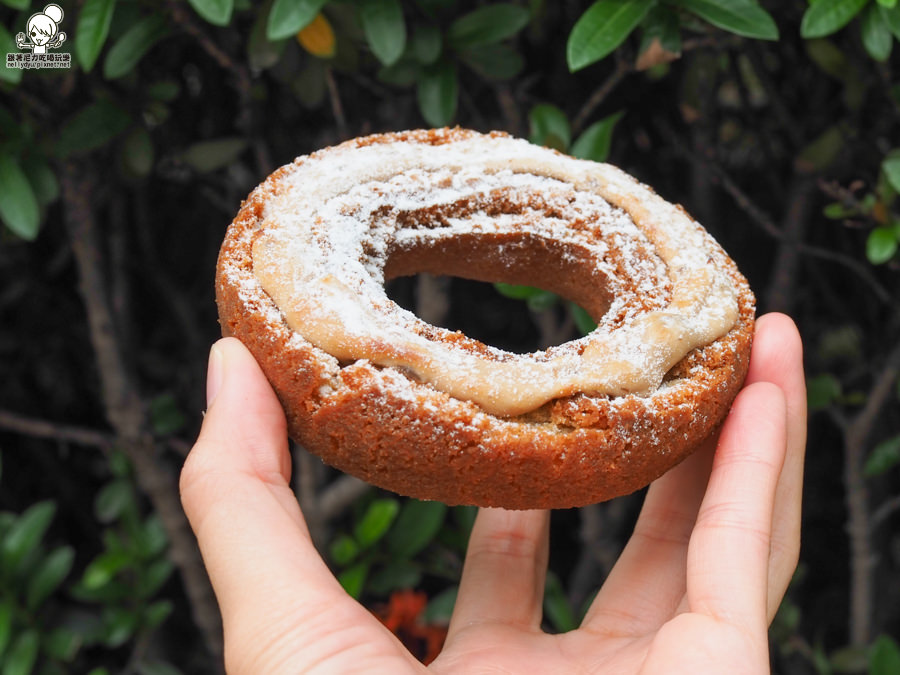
[411,24,442,65]
[135,514,168,559]
[807,373,842,410]
[360,0,406,66]
[94,479,133,523]
[0,153,40,241]
[674,0,779,40]
[796,125,845,172]
[823,201,855,219]
[447,3,530,48]
[337,561,369,598]
[800,0,869,38]
[26,545,74,610]
[2,629,39,675]
[493,283,543,300]
[883,4,900,38]
[136,558,174,598]
[354,498,399,548]
[120,127,154,178]
[143,599,173,630]
[367,559,422,595]
[146,80,181,102]
[136,661,183,675]
[180,137,248,173]
[0,25,23,85]
[528,103,571,151]
[248,0,288,70]
[109,451,131,479]
[1,500,55,574]
[386,500,447,559]
[871,634,900,675]
[187,0,234,26]
[267,0,328,41]
[638,5,682,58]
[149,392,186,435]
[329,534,359,565]
[527,290,559,312]
[863,435,900,477]
[22,155,59,207]
[422,586,457,623]
[571,111,624,162]
[0,600,12,660]
[0,0,30,10]
[76,0,117,72]
[43,627,81,662]
[417,60,457,126]
[866,226,898,264]
[457,43,524,80]
[567,0,655,72]
[882,151,900,193]
[82,550,131,590]
[878,0,898,8]
[57,100,132,158]
[568,302,598,335]
[543,571,577,633]
[101,606,138,648]
[103,15,168,79]
[860,3,893,61]
[377,59,419,87]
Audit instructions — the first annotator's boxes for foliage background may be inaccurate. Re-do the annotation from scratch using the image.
[1,0,899,672]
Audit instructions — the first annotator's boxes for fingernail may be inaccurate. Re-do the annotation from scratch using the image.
[206,343,224,408]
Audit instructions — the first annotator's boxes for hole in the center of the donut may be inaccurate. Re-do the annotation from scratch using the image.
[384,275,583,354]
[381,231,613,353]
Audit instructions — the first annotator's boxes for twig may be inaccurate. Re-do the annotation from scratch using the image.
[416,274,450,327]
[319,475,371,522]
[324,68,348,139]
[165,1,251,94]
[294,445,326,546]
[60,163,224,666]
[843,339,900,646]
[872,494,900,530]
[764,177,816,314]
[661,120,898,308]
[0,409,114,451]
[572,34,744,135]
[744,43,805,149]
[572,55,630,135]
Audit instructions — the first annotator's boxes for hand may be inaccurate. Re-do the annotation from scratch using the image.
[180,313,806,673]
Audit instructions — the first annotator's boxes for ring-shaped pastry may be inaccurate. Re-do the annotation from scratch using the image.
[216,128,755,509]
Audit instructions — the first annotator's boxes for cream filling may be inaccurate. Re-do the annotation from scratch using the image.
[251,132,739,417]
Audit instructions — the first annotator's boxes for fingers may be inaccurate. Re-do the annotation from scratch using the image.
[686,381,787,631]
[180,339,354,652]
[445,508,550,642]
[581,438,715,635]
[582,312,805,634]
[742,313,806,619]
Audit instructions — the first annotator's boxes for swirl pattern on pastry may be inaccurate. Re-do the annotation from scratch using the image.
[216,128,755,508]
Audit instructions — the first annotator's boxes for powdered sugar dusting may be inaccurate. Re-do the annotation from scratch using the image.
[246,130,739,416]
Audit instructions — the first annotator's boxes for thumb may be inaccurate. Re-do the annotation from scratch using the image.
[180,338,336,641]
[180,338,420,673]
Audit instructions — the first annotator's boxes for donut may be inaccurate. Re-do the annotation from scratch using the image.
[216,128,755,509]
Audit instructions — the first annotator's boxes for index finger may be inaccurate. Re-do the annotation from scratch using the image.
[743,313,806,618]
[686,381,788,631]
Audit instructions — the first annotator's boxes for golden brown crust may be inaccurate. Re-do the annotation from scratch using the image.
[215,129,755,509]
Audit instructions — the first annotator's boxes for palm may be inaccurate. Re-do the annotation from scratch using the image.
[181,313,805,674]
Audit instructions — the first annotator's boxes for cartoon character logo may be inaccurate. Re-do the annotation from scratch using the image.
[15,4,66,55]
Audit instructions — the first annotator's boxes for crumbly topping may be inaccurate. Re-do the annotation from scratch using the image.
[243,130,739,416]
